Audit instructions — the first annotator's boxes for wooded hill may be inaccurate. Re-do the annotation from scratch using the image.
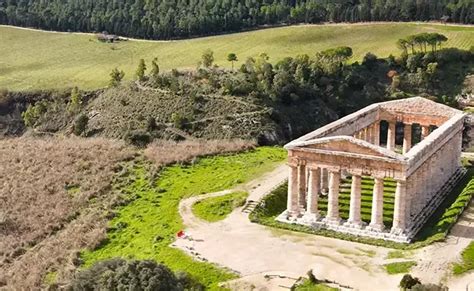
[0,0,472,40]
[2,43,472,145]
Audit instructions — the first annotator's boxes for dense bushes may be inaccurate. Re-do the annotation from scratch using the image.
[68,258,203,291]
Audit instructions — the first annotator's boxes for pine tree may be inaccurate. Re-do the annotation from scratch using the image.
[109,68,125,87]
[150,58,160,77]
[136,59,147,81]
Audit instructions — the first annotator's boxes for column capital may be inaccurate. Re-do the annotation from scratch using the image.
[347,168,363,176]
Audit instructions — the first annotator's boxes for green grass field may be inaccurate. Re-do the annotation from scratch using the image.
[1,23,473,91]
[384,261,418,274]
[80,147,286,289]
[453,242,474,275]
[192,191,248,222]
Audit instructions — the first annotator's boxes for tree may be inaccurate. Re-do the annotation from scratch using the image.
[399,274,421,290]
[109,68,125,87]
[69,258,203,290]
[67,87,82,113]
[136,59,147,81]
[21,101,48,128]
[151,57,160,77]
[201,49,214,68]
[227,53,238,69]
[73,114,88,136]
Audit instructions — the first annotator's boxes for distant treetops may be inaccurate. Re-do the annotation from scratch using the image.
[0,0,472,40]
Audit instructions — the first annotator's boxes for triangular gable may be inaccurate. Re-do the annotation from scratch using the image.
[286,136,404,160]
[379,97,460,118]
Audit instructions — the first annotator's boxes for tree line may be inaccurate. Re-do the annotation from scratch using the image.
[0,0,472,40]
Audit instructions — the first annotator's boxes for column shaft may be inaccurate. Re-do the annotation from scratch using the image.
[369,177,385,231]
[298,164,307,208]
[392,180,407,233]
[347,175,362,226]
[421,125,430,140]
[307,168,321,215]
[387,122,396,151]
[403,124,412,154]
[326,170,341,223]
[374,121,380,146]
[287,165,299,214]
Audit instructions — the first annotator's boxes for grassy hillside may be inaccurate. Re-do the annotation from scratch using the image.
[1,23,473,91]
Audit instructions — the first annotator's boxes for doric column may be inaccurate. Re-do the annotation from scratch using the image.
[366,125,373,143]
[403,124,412,154]
[298,164,307,208]
[325,169,341,224]
[321,168,328,193]
[387,121,396,151]
[306,167,321,217]
[287,165,299,214]
[368,177,385,231]
[346,173,363,227]
[361,128,367,141]
[391,180,407,234]
[421,125,430,140]
[373,121,380,146]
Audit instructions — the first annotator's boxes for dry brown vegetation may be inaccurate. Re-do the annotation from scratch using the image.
[144,139,256,166]
[0,137,255,289]
[0,137,135,289]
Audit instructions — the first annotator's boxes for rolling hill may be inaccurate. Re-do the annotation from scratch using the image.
[0,23,473,91]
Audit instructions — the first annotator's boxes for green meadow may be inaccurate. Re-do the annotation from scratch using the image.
[1,23,473,91]
[80,147,286,289]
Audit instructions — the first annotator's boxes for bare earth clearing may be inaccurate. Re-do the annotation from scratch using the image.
[175,164,474,290]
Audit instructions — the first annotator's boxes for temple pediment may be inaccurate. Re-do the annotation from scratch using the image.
[287,136,403,160]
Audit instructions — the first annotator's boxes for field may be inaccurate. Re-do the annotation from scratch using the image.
[1,23,473,91]
[192,191,249,222]
[0,137,261,289]
[383,261,418,274]
[80,147,286,289]
[0,137,135,289]
[453,241,474,275]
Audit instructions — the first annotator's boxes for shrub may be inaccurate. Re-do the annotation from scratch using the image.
[21,100,48,127]
[171,113,187,129]
[73,114,88,136]
[399,274,421,290]
[125,130,152,147]
[68,258,203,291]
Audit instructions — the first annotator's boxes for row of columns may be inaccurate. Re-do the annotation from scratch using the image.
[354,121,432,155]
[288,163,408,233]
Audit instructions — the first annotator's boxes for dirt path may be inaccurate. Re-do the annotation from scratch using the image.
[174,164,473,290]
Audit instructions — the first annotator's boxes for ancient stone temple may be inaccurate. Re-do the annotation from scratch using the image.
[278,97,466,242]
